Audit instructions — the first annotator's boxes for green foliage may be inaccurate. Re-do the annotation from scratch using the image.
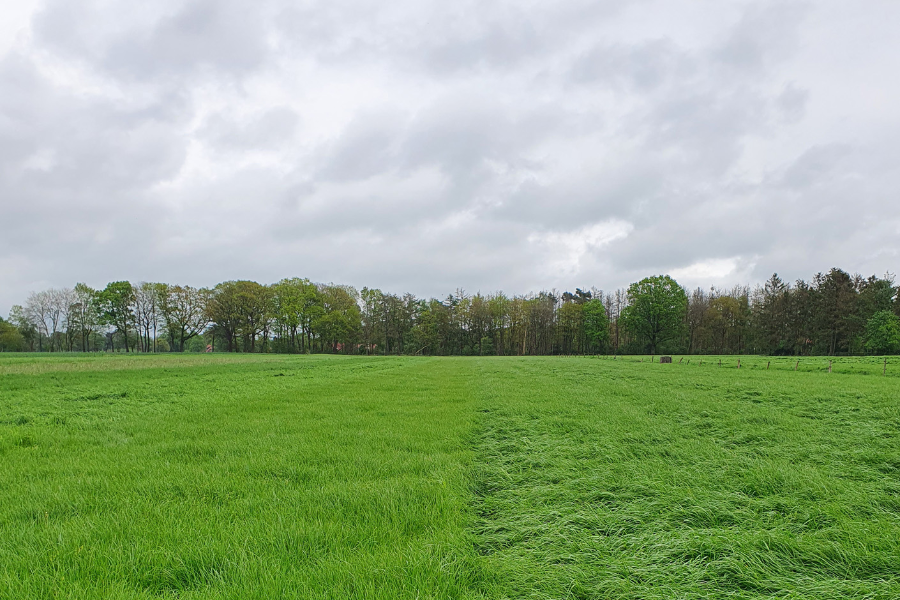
[6,268,899,356]
[811,268,858,354]
[272,278,322,353]
[582,299,608,353]
[866,310,900,354]
[7,305,37,352]
[622,275,688,353]
[70,283,100,352]
[207,280,273,352]
[314,285,361,352]
[158,284,210,352]
[0,317,25,351]
[186,335,208,353]
[97,281,136,352]
[704,295,750,353]
[857,275,895,319]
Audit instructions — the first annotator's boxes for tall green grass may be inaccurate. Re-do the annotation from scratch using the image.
[2,354,899,598]
[473,357,900,599]
[1,355,483,599]
[601,354,899,377]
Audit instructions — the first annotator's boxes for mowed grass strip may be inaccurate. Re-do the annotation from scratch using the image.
[472,357,900,599]
[0,355,484,599]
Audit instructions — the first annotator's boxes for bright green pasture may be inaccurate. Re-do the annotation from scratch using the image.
[2,354,899,599]
[1,355,483,599]
[473,357,900,599]
[608,353,897,376]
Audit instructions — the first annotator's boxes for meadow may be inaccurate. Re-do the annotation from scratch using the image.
[1,354,898,599]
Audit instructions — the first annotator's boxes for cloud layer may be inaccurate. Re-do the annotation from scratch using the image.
[2,0,899,313]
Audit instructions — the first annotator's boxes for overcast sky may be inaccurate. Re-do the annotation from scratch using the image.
[1,0,898,314]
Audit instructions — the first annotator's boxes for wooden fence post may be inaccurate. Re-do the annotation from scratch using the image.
[738,359,741,369]
[884,358,888,376]
[679,357,683,363]
[766,361,770,370]
[828,360,832,374]
[794,360,799,371]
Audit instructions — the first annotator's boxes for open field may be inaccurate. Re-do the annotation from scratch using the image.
[2,355,899,598]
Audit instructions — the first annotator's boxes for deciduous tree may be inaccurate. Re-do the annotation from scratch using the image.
[866,310,900,354]
[97,281,136,352]
[583,299,608,354]
[159,284,210,352]
[622,275,687,354]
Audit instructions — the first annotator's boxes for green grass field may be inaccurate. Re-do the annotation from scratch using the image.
[2,354,899,599]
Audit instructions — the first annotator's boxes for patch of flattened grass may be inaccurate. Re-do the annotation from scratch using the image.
[471,357,900,599]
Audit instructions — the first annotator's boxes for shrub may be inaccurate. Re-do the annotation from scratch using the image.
[865,310,900,354]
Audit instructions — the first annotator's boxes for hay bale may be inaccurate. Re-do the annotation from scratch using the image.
[660,356,672,363]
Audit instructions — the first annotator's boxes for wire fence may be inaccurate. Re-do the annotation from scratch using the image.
[592,354,896,376]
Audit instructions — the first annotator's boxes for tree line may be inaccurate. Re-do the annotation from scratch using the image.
[2,268,899,355]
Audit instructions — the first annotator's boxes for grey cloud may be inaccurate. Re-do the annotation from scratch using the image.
[199,107,300,151]
[317,110,407,182]
[400,95,561,175]
[274,0,635,73]
[34,0,270,80]
[780,144,852,189]
[566,12,805,180]
[105,0,270,78]
[410,0,644,74]
[568,40,689,92]
[609,133,899,287]
[495,163,664,230]
[403,101,511,172]
[2,0,900,314]
[420,12,543,74]
[776,83,809,123]
[0,53,187,256]
[714,1,809,73]
[644,88,768,175]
